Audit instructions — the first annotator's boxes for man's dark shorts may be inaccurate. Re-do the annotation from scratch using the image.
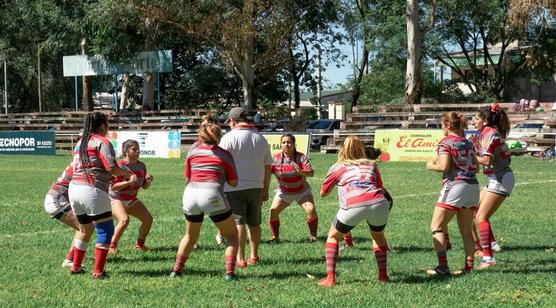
[225,188,263,226]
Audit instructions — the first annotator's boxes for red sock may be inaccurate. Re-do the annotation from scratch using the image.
[93,247,109,275]
[464,256,474,271]
[72,248,86,272]
[437,250,448,267]
[136,238,145,247]
[307,217,318,237]
[343,234,353,246]
[324,242,339,281]
[66,247,74,261]
[478,221,492,257]
[110,241,117,249]
[373,245,389,280]
[173,254,188,273]
[225,255,236,276]
[269,219,280,238]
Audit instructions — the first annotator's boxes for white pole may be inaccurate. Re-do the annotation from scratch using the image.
[38,46,42,113]
[317,47,322,120]
[3,59,7,114]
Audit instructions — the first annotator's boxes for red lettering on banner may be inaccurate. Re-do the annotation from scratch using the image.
[396,136,438,148]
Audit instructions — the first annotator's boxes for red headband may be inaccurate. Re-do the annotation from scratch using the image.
[490,103,499,113]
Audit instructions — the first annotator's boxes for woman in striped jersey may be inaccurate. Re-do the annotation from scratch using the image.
[44,162,84,268]
[470,103,514,269]
[108,139,154,254]
[170,115,240,281]
[68,112,134,279]
[425,112,479,277]
[267,133,318,243]
[318,136,391,287]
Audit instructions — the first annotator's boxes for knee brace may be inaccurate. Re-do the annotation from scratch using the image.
[95,220,115,245]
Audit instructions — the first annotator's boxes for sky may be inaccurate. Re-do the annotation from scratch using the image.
[321,43,355,89]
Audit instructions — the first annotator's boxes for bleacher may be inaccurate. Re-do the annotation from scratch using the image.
[0,109,212,151]
[320,102,556,153]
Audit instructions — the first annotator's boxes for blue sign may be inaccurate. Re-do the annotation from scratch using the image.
[0,131,56,155]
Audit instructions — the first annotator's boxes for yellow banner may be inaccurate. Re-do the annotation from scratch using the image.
[262,133,311,157]
[373,129,444,162]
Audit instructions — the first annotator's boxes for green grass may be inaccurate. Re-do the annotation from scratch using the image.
[0,153,555,307]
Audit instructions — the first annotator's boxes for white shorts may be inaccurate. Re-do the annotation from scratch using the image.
[44,190,71,218]
[486,172,515,196]
[273,188,313,205]
[182,186,230,217]
[436,181,480,211]
[335,199,390,230]
[69,183,112,219]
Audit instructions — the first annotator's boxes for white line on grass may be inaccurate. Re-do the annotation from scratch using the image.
[2,179,555,240]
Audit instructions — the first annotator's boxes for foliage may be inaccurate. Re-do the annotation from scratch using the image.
[1,154,556,306]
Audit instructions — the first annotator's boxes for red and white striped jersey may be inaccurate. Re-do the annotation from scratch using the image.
[437,135,479,184]
[185,144,237,190]
[271,152,311,194]
[480,127,511,175]
[321,161,386,209]
[50,162,73,197]
[109,160,147,201]
[71,134,117,192]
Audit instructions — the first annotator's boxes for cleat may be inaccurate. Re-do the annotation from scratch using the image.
[169,271,182,278]
[70,268,86,275]
[247,257,259,265]
[224,274,239,282]
[135,245,150,252]
[309,236,318,242]
[267,237,280,244]
[92,271,110,279]
[109,247,118,254]
[452,268,472,277]
[236,261,247,268]
[317,277,335,288]
[193,243,199,250]
[474,250,483,257]
[491,242,502,252]
[62,259,74,268]
[215,234,227,246]
[426,265,451,277]
[478,258,496,270]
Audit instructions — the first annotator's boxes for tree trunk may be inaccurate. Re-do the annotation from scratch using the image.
[142,18,156,110]
[404,0,422,105]
[119,74,129,111]
[351,47,368,109]
[237,35,256,109]
[80,39,93,111]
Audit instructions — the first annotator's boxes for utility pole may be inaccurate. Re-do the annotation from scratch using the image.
[3,59,7,114]
[37,45,42,112]
[316,47,322,120]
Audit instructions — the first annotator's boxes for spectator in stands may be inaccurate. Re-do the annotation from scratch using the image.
[108,139,154,254]
[44,162,84,268]
[170,115,240,281]
[219,107,273,267]
[318,136,391,287]
[68,112,134,279]
[425,112,479,277]
[267,133,318,243]
[469,103,514,270]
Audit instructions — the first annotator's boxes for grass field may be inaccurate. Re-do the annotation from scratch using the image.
[0,153,555,307]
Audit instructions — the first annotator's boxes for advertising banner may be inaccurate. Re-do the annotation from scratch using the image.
[262,133,311,157]
[0,131,56,155]
[373,129,444,162]
[107,131,181,159]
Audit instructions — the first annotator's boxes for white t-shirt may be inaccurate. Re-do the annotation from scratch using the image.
[219,124,272,192]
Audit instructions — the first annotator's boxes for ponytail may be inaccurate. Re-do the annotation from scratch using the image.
[478,103,510,137]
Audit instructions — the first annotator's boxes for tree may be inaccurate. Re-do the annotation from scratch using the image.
[131,0,289,109]
[509,0,556,27]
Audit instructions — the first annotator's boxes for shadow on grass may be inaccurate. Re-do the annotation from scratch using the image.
[265,255,364,266]
[119,268,223,277]
[390,245,434,253]
[500,244,555,252]
[395,273,452,284]
[109,254,171,263]
[149,245,221,253]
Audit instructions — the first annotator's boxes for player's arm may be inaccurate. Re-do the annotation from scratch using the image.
[426,154,450,173]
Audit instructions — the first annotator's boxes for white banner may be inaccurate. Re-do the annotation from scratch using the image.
[107,130,181,159]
